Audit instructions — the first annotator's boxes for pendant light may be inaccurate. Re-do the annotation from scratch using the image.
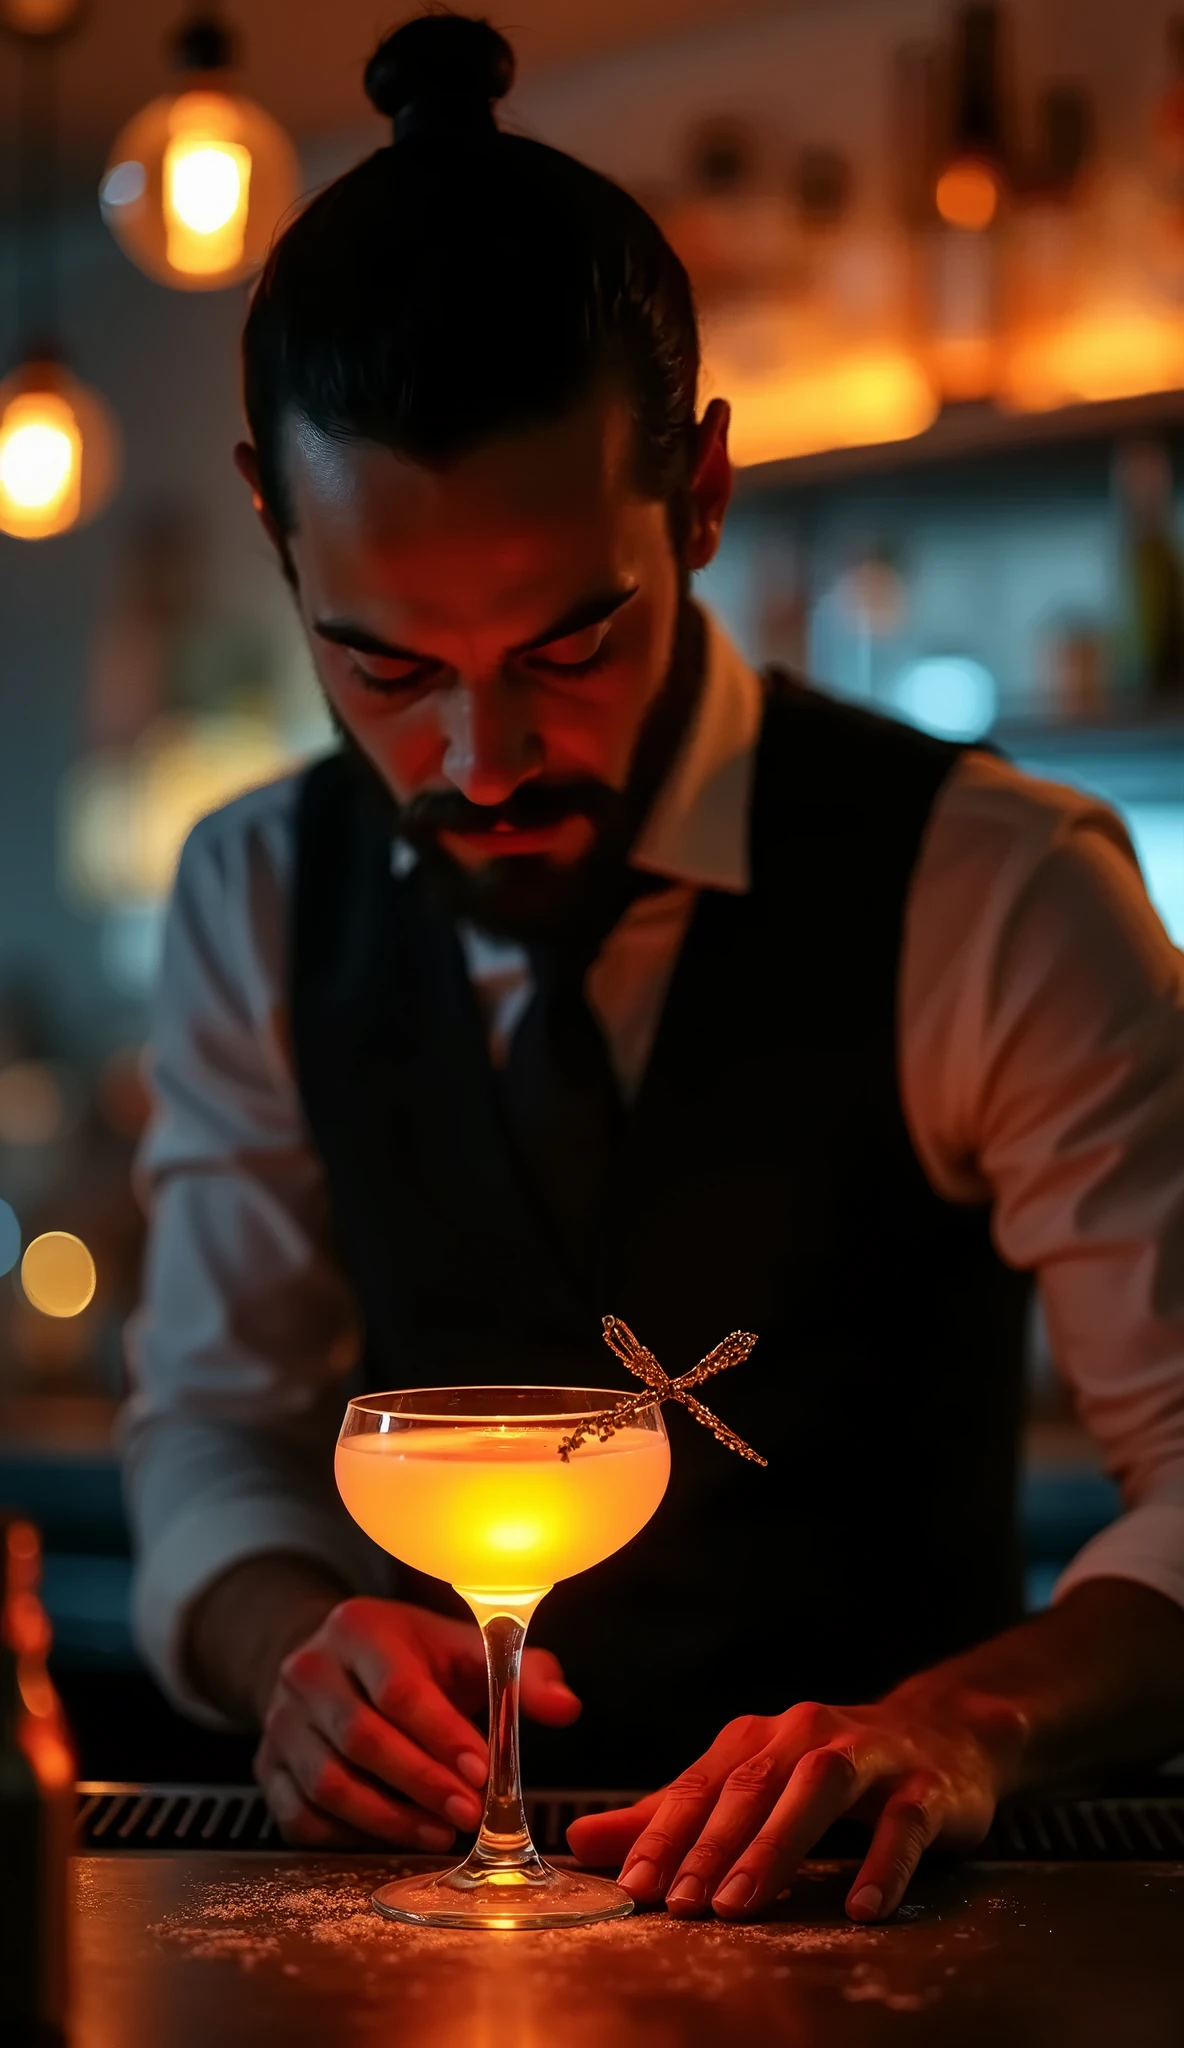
[0,1,120,541]
[100,8,300,292]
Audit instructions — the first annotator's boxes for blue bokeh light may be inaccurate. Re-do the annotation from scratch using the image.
[887,656,999,741]
[0,1200,20,1278]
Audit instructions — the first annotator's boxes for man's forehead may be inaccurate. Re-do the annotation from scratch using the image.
[285,388,638,545]
[283,394,654,639]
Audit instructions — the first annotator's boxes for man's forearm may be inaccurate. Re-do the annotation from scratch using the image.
[186,1552,353,1725]
[889,1577,1184,1793]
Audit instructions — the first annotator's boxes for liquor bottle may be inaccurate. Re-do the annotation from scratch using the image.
[1113,439,1184,705]
[0,1517,75,2042]
[927,5,1011,403]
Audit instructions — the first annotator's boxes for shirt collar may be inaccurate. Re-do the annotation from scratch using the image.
[631,605,762,895]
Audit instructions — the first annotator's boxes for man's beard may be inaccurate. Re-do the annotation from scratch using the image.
[339,599,707,945]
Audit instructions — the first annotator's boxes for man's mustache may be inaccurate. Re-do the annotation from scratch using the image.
[398,779,623,842]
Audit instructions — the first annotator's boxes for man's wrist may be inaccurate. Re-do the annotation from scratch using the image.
[882,1673,1033,1799]
[185,1552,351,1725]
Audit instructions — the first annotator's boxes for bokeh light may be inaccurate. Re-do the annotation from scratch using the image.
[102,88,299,292]
[20,1231,97,1318]
[712,345,938,467]
[63,712,293,907]
[0,1061,65,1146]
[935,159,1000,232]
[0,1199,20,1277]
[887,656,999,741]
[0,363,121,541]
[0,0,83,30]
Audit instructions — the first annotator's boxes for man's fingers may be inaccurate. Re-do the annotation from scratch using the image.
[261,1698,459,1848]
[520,1646,582,1726]
[845,1775,945,1922]
[332,1619,490,1786]
[418,1610,493,1713]
[711,1741,867,1919]
[287,1654,484,1826]
[664,1745,788,1917]
[255,1748,377,1848]
[260,1760,353,1845]
[566,1791,663,1867]
[618,1716,781,1903]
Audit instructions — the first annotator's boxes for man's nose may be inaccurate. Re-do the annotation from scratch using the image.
[441,675,541,806]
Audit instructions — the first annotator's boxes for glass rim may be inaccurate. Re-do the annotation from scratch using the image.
[342,1385,661,1427]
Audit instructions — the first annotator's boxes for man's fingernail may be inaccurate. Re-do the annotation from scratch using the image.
[713,1874,755,1913]
[621,1858,660,1896]
[445,1794,482,1828]
[456,1750,488,1787]
[667,1876,705,1909]
[416,1822,454,1851]
[848,1884,883,1920]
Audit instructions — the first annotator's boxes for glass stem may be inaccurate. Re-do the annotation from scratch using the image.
[464,1592,547,1873]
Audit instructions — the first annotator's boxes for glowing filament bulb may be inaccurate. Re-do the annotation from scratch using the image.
[163,96,252,276]
[170,142,244,232]
[0,392,81,538]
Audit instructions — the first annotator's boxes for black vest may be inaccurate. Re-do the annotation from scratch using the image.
[292,681,1030,1787]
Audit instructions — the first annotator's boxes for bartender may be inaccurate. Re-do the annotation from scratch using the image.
[124,15,1184,1925]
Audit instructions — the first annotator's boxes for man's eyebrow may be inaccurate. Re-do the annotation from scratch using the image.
[513,586,637,654]
[312,620,424,660]
[311,586,638,662]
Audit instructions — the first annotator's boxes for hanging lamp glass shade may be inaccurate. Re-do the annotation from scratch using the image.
[100,18,299,292]
[0,359,121,540]
[0,0,84,32]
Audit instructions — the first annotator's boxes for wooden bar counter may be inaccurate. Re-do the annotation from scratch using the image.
[73,1850,1182,2046]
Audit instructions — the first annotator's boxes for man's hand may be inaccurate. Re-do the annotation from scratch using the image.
[254,1597,581,1847]
[569,1582,1184,1923]
[568,1690,1023,1924]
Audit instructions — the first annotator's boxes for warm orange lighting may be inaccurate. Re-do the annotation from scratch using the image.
[0,362,120,540]
[0,0,82,29]
[336,1424,670,1595]
[0,390,79,538]
[927,332,998,403]
[20,1231,97,1318]
[1003,303,1184,411]
[714,346,938,468]
[102,86,298,291]
[936,158,1000,232]
[63,712,295,907]
[162,94,252,275]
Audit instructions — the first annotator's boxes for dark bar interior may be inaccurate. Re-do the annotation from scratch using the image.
[1,0,1182,2039]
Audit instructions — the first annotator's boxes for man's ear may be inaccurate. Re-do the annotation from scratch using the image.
[684,399,733,574]
[234,442,298,588]
[234,441,288,560]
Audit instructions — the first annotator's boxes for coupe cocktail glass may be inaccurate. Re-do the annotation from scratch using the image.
[335,1385,670,1928]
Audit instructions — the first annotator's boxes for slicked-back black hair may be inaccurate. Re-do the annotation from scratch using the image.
[241,14,701,530]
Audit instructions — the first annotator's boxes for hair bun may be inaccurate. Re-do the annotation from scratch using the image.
[365,15,515,140]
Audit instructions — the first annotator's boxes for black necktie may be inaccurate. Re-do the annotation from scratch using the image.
[498,871,666,1268]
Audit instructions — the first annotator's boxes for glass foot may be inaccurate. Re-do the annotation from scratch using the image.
[371,1859,635,1930]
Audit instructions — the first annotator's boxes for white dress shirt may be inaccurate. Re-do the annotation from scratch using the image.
[123,611,1184,1724]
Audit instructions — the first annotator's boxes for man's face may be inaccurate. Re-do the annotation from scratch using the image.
[245,388,731,933]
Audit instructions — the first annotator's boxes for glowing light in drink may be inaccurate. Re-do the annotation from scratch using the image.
[335,1422,669,1598]
[334,1382,673,1929]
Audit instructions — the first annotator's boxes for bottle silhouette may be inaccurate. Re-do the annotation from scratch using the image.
[0,1517,75,2042]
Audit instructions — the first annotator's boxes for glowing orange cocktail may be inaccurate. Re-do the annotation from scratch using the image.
[335,1386,670,1929]
[336,1420,669,1602]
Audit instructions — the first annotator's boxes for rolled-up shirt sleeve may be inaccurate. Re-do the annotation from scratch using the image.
[121,772,387,1725]
[903,752,1184,1615]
